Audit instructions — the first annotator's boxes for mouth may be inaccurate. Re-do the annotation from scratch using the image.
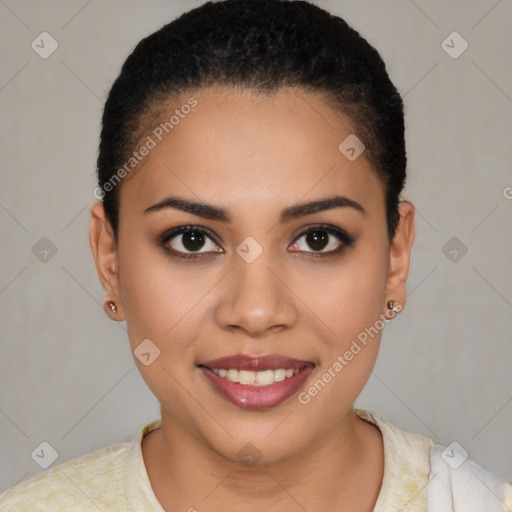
[198,354,315,410]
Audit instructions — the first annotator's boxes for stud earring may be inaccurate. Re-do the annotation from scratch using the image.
[387,300,401,314]
[104,300,118,318]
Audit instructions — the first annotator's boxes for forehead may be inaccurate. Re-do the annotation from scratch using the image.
[119,86,385,220]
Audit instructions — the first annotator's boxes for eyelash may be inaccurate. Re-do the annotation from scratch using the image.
[157,223,355,261]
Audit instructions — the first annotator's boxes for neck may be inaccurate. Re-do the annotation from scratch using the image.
[142,408,384,512]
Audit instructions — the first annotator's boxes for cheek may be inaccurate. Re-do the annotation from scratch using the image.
[116,244,204,413]
[294,235,389,353]
[295,252,389,422]
[312,239,390,407]
[116,238,180,347]
[117,239,215,364]
[291,241,389,424]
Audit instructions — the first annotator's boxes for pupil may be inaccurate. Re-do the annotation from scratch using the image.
[307,230,328,251]
[183,231,205,251]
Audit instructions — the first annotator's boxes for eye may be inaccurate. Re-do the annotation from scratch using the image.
[158,226,223,259]
[289,224,354,258]
[158,223,354,261]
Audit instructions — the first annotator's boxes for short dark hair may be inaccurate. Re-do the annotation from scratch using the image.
[97,0,407,243]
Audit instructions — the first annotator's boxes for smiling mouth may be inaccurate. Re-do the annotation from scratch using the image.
[203,367,300,386]
[197,354,315,409]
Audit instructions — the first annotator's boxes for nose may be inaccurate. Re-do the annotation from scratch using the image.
[215,250,298,338]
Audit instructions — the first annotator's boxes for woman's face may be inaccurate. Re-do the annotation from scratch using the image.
[91,85,414,464]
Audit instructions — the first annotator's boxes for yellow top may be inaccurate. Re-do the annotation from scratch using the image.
[0,409,510,511]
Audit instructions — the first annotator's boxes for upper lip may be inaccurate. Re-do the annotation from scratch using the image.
[199,354,314,371]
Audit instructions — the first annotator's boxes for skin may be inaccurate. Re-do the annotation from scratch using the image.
[90,85,415,512]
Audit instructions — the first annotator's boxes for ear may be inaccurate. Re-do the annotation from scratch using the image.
[89,201,124,320]
[385,201,415,312]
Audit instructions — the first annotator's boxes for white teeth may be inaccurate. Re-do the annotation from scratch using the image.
[274,369,286,382]
[211,368,301,386]
[239,370,255,385]
[227,369,239,383]
[256,369,274,385]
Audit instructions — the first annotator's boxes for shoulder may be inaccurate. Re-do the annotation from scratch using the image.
[355,409,512,512]
[428,443,512,512]
[356,408,435,511]
[356,408,435,470]
[0,441,132,511]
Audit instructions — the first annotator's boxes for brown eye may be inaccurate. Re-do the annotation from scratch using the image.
[289,224,354,257]
[304,230,329,251]
[178,231,207,251]
[159,226,223,259]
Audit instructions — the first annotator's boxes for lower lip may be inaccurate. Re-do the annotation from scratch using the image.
[199,366,314,410]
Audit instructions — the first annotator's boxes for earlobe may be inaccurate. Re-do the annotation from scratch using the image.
[385,201,415,312]
[89,201,124,320]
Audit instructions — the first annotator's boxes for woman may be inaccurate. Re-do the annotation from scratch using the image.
[1,0,510,510]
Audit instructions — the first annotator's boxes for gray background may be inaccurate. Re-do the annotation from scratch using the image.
[1,0,511,492]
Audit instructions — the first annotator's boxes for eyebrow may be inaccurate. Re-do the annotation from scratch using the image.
[143,194,365,223]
